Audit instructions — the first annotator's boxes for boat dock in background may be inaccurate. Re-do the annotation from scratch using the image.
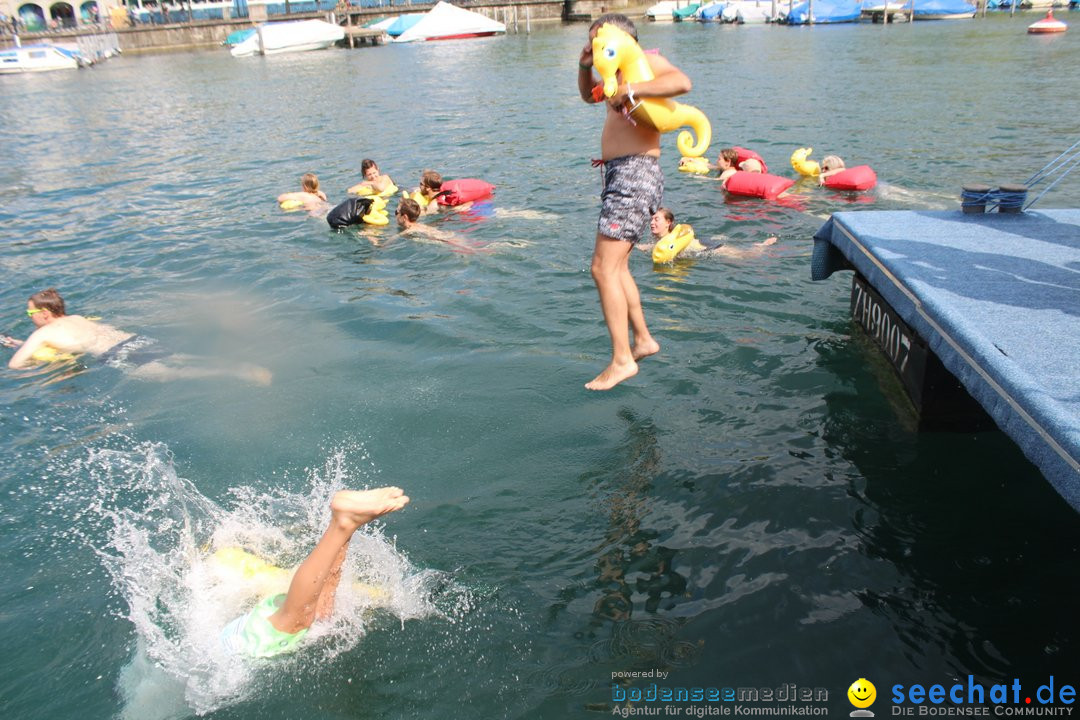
[812,209,1080,510]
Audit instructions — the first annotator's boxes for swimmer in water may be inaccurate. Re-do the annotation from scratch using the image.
[220,487,410,659]
[636,208,777,260]
[2,288,272,385]
[394,198,484,254]
[277,173,329,213]
[347,159,396,197]
[679,148,741,185]
[818,155,846,185]
[410,170,445,215]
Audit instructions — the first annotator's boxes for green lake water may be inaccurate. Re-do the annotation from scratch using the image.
[1,13,1078,719]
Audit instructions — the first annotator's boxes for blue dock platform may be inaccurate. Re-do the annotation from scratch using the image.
[812,209,1080,510]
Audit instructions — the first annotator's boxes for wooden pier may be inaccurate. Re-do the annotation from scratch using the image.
[342,24,388,47]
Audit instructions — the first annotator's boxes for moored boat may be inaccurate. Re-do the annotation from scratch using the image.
[673,3,703,20]
[784,0,863,24]
[911,0,977,20]
[229,19,345,58]
[647,1,682,21]
[0,43,81,73]
[392,2,505,43]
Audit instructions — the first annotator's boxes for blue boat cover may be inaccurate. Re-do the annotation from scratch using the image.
[699,3,727,20]
[912,0,976,16]
[812,210,1080,508]
[225,28,256,46]
[786,0,862,23]
[386,13,423,37]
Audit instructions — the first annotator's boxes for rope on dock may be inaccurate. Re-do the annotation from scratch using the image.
[1023,138,1080,211]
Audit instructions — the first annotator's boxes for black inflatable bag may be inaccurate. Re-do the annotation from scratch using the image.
[327,197,375,229]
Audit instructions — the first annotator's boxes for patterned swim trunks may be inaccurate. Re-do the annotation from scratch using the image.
[597,155,665,243]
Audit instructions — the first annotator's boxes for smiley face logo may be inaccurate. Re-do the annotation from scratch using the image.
[848,678,877,709]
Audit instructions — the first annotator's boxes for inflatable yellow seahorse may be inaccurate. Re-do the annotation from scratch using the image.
[652,224,697,264]
[591,24,712,158]
[791,147,820,177]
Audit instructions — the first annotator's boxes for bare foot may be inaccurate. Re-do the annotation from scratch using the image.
[631,338,660,362]
[585,360,638,391]
[759,237,778,247]
[331,487,410,531]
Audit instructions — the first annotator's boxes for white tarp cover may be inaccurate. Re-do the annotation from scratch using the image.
[231,20,345,57]
[392,1,506,43]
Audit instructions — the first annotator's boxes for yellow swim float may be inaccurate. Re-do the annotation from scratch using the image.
[362,195,390,226]
[678,156,712,175]
[279,198,306,211]
[352,182,399,199]
[791,147,820,178]
[652,224,696,264]
[402,189,431,208]
[31,346,77,364]
[210,546,388,601]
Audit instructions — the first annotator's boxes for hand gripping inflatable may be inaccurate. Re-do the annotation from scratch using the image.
[591,24,712,158]
[652,224,696,264]
[790,147,820,177]
[724,171,794,200]
[822,166,877,192]
[327,196,390,228]
[437,178,495,207]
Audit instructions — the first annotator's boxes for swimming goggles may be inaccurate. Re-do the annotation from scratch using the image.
[26,308,43,317]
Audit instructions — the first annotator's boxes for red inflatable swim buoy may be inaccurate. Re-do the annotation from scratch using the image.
[822,166,877,192]
[724,171,794,200]
[732,146,768,174]
[437,178,495,207]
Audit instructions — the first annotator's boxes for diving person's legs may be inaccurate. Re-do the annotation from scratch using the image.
[268,487,410,634]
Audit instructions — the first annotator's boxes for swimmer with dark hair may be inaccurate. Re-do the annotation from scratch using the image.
[637,209,777,261]
[347,159,396,197]
[394,198,483,254]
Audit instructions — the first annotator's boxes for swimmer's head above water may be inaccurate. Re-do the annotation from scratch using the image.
[27,288,66,325]
[361,159,380,181]
[396,198,421,228]
[301,173,321,194]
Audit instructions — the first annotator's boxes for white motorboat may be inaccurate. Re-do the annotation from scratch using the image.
[0,43,81,73]
[647,1,682,21]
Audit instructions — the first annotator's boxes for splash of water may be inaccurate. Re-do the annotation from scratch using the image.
[62,441,448,718]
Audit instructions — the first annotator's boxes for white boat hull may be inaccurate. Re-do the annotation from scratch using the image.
[0,45,80,73]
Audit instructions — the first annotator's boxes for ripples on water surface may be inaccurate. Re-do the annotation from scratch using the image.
[1,14,1078,719]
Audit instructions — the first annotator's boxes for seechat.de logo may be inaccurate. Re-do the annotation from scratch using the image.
[849,678,878,717]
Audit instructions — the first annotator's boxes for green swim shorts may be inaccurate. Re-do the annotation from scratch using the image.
[220,594,308,659]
